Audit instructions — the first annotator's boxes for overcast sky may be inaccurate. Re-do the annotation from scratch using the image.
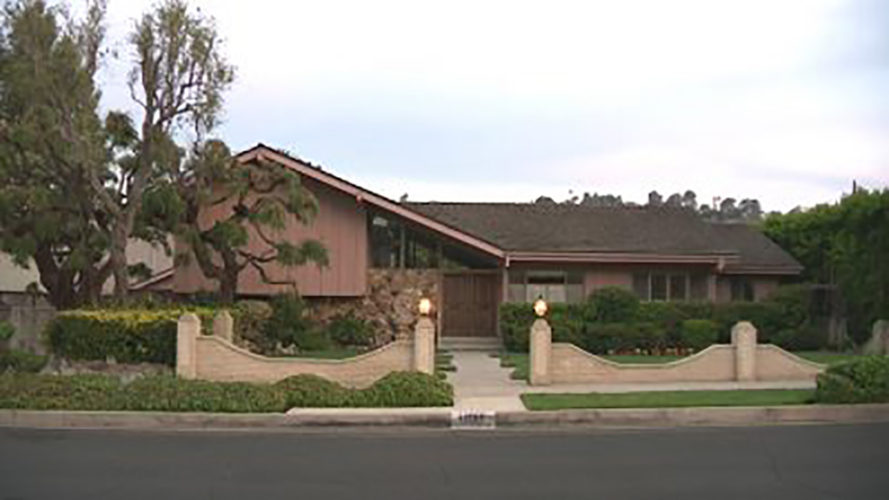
[94,0,888,212]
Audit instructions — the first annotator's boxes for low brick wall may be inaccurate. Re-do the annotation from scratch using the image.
[177,312,432,388]
[532,320,825,386]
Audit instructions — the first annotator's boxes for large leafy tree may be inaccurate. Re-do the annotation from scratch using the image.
[0,0,110,308]
[143,141,329,304]
[94,0,234,299]
[764,189,889,341]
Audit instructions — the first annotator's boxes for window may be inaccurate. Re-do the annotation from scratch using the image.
[731,278,754,302]
[632,271,697,301]
[507,269,584,303]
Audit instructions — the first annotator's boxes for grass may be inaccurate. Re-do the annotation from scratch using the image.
[436,351,457,373]
[500,350,864,381]
[521,389,815,411]
[794,351,861,366]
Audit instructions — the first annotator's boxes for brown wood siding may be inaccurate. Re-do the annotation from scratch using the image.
[173,176,368,297]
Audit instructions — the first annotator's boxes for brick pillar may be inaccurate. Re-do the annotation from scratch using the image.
[213,310,234,342]
[731,321,757,382]
[529,318,552,386]
[177,313,200,379]
[414,317,435,374]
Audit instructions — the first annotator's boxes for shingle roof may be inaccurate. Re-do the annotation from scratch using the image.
[406,202,801,272]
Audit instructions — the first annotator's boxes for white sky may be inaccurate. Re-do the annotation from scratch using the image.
[93,0,888,211]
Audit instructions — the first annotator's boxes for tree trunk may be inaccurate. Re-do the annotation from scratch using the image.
[109,221,130,300]
[219,269,238,305]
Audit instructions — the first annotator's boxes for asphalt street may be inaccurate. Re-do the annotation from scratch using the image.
[1,422,887,499]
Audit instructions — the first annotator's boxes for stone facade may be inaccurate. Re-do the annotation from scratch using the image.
[308,269,441,344]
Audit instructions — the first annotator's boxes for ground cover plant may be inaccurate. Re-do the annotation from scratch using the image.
[815,356,889,404]
[0,371,453,412]
[521,389,815,410]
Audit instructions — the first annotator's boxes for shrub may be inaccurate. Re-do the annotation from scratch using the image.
[0,350,48,373]
[124,375,286,413]
[680,319,719,350]
[264,293,329,351]
[0,374,125,410]
[499,303,537,351]
[45,309,214,366]
[588,287,638,323]
[0,321,14,343]
[326,314,375,347]
[815,356,889,404]
[0,371,456,411]
[581,322,665,354]
[362,371,454,407]
[231,300,273,348]
[276,374,356,407]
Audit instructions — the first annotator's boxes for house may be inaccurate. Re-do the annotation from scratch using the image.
[167,144,802,341]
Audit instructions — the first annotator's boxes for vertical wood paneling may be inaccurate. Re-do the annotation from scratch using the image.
[173,176,368,297]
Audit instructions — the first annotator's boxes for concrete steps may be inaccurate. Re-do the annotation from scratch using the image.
[439,337,502,352]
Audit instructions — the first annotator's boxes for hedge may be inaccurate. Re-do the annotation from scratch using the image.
[815,356,889,404]
[0,371,454,411]
[45,309,217,366]
[500,285,814,353]
[0,350,48,373]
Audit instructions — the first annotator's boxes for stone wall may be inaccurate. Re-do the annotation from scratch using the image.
[177,312,434,388]
[531,321,825,386]
[308,269,441,343]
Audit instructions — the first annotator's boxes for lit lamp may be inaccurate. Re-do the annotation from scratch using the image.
[533,297,548,317]
[419,297,432,316]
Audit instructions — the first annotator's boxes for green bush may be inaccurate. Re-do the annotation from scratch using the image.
[680,319,718,350]
[0,350,48,373]
[0,321,14,342]
[264,293,329,351]
[326,313,375,347]
[500,303,537,351]
[276,374,356,407]
[588,287,638,322]
[362,371,454,407]
[0,371,455,411]
[231,300,273,348]
[45,309,214,366]
[581,322,665,354]
[124,375,287,413]
[815,356,889,404]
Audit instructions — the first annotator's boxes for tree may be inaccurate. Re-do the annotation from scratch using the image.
[664,193,682,207]
[763,189,889,342]
[92,0,234,300]
[647,190,663,207]
[0,0,110,308]
[146,141,329,304]
[681,190,697,210]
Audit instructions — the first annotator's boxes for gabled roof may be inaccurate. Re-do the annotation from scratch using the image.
[236,144,505,259]
[237,144,801,274]
[408,202,802,273]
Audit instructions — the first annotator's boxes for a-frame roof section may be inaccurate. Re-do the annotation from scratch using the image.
[236,144,506,259]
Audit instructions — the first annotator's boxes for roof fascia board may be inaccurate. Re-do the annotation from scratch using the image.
[238,147,505,259]
[507,251,737,265]
[720,266,803,276]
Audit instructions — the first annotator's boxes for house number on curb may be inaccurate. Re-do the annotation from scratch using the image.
[451,410,496,430]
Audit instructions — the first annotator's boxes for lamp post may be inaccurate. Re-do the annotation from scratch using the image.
[529,296,551,385]
[414,297,435,374]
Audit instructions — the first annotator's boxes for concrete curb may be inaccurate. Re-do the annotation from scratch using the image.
[497,404,889,428]
[2,404,888,431]
[0,409,452,430]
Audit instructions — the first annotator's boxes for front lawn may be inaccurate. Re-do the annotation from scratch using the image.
[521,389,815,411]
[794,351,861,366]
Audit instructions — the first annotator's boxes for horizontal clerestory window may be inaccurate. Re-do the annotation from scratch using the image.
[633,271,709,301]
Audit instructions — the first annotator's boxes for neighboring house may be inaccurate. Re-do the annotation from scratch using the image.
[0,239,172,352]
[171,144,803,341]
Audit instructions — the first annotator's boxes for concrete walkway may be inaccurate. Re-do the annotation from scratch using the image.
[448,351,527,412]
[447,351,817,413]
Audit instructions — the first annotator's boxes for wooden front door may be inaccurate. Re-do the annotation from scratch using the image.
[442,272,500,337]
